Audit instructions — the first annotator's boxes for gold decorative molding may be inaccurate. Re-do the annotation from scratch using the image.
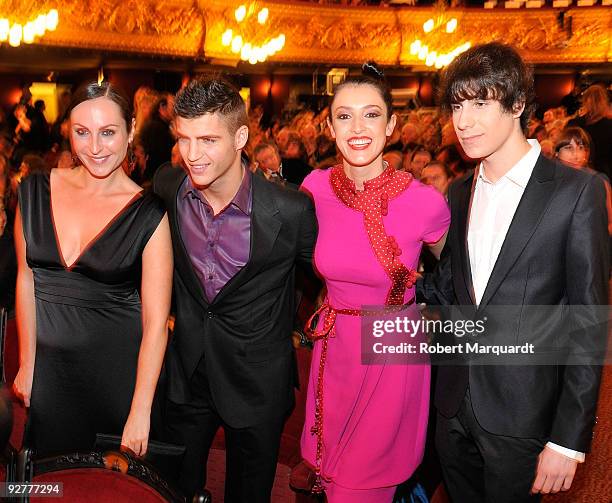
[207,2,611,66]
[1,0,610,65]
[0,0,205,57]
[203,1,401,65]
[397,7,611,66]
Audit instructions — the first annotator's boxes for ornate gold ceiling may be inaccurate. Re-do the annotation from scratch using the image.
[2,0,611,65]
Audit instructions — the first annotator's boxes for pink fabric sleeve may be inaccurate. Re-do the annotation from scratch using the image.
[421,188,451,244]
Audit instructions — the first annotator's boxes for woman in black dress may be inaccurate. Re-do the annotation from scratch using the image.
[13,82,173,457]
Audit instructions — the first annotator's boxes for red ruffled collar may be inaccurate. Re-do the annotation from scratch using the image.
[329,163,416,305]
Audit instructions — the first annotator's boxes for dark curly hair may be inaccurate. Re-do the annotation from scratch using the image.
[439,42,535,131]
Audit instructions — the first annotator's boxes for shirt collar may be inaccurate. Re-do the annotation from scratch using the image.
[263,169,281,180]
[180,173,196,201]
[232,168,252,215]
[181,163,253,216]
[478,139,541,189]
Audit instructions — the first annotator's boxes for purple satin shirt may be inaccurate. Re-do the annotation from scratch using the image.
[177,170,252,303]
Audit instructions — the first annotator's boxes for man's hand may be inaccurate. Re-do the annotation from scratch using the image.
[531,445,578,494]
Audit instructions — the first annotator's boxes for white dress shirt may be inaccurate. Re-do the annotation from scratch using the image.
[467,139,584,462]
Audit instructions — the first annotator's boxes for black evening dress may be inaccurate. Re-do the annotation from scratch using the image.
[18,172,165,457]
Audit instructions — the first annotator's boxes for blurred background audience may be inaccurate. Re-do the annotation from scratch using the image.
[1,79,610,313]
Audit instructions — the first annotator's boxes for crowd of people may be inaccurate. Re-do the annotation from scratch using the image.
[2,75,610,308]
[1,70,610,225]
[0,41,610,503]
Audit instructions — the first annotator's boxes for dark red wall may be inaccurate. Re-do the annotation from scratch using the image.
[534,74,575,110]
[249,74,291,117]
[0,69,586,122]
[0,75,28,114]
[105,69,156,102]
[388,76,420,93]
[249,75,271,106]
[0,70,146,116]
[271,75,291,115]
[418,76,435,106]
[390,73,578,110]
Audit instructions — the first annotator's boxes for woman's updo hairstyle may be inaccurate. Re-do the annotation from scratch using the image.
[331,61,393,119]
[68,82,133,135]
[362,61,385,81]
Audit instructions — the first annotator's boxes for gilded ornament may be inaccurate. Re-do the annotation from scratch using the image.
[0,0,608,65]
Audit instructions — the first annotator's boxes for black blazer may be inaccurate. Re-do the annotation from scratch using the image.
[419,154,609,453]
[153,165,317,428]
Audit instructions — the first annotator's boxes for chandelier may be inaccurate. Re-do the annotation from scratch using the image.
[220,3,285,65]
[0,8,58,47]
[408,1,470,69]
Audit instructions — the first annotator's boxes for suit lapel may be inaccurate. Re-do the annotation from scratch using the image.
[169,170,209,310]
[212,175,282,305]
[456,173,477,305]
[478,156,557,308]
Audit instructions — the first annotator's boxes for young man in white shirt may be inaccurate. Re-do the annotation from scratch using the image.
[419,42,609,503]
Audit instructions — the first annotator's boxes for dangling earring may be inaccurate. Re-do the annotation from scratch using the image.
[128,144,136,173]
[122,144,136,174]
[71,153,81,168]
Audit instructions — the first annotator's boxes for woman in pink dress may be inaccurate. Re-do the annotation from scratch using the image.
[300,63,450,502]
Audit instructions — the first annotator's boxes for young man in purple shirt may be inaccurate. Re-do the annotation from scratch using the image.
[153,79,317,502]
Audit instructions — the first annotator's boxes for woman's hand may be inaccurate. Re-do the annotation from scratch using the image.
[121,408,150,457]
[13,365,34,407]
[0,207,7,237]
[120,214,172,458]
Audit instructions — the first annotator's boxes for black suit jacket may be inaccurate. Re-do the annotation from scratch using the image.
[419,154,609,453]
[153,164,317,428]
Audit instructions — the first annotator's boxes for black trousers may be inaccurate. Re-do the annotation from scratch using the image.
[435,388,545,503]
[164,358,286,503]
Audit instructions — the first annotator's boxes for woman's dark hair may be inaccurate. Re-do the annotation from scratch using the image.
[331,61,393,119]
[286,132,308,162]
[315,134,336,161]
[554,127,592,155]
[439,42,535,131]
[21,154,49,175]
[68,82,133,134]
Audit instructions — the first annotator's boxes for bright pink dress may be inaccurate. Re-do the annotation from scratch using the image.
[300,166,450,500]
